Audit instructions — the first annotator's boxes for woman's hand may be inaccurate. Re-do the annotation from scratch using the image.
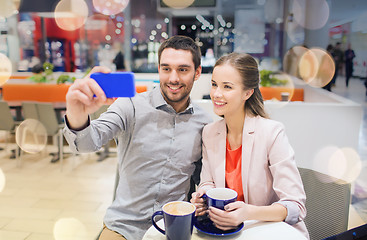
[190,188,207,216]
[209,202,288,230]
[208,201,252,231]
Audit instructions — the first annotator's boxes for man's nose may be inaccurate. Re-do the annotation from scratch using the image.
[169,70,179,83]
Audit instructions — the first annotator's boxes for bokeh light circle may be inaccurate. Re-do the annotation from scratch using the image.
[307,48,335,88]
[328,147,362,183]
[292,0,329,30]
[313,146,362,184]
[283,45,308,80]
[54,0,89,31]
[15,119,48,154]
[163,0,195,9]
[93,0,130,15]
[269,72,295,106]
[298,48,318,84]
[0,168,5,193]
[313,145,339,183]
[54,218,88,240]
[0,0,17,18]
[298,48,335,88]
[0,53,12,86]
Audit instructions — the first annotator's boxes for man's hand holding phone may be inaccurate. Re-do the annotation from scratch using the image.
[65,66,115,129]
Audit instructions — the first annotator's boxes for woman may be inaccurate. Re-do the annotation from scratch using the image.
[191,53,309,238]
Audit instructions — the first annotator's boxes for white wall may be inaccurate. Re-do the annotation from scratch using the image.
[191,74,212,100]
[265,101,362,171]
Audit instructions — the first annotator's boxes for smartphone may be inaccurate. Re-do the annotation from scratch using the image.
[90,72,136,98]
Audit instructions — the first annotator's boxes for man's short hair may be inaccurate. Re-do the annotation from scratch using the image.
[158,35,201,70]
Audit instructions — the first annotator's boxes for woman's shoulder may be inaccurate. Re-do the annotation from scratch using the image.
[250,115,285,134]
[204,118,225,128]
[257,115,283,126]
[203,119,225,135]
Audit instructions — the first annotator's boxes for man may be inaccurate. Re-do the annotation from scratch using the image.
[63,35,212,240]
[344,43,355,87]
[113,43,126,71]
[330,42,344,86]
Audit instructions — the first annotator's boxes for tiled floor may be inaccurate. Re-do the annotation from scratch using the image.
[0,76,366,240]
[0,146,117,240]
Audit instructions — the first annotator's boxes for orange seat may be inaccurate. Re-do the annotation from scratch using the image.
[2,84,71,102]
[2,83,149,102]
[9,75,31,80]
[260,87,304,101]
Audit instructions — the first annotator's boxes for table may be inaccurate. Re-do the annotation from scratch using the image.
[143,219,307,240]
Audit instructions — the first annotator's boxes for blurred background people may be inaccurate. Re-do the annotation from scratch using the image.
[322,44,335,92]
[345,43,356,87]
[113,50,126,71]
[113,42,126,71]
[330,42,344,86]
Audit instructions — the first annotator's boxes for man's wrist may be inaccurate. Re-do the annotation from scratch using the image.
[65,115,90,131]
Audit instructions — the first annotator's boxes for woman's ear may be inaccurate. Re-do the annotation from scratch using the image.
[243,89,254,101]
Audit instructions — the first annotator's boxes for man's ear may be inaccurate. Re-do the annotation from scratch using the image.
[194,66,202,81]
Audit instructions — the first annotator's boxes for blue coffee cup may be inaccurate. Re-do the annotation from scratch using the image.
[152,201,196,240]
[205,188,238,210]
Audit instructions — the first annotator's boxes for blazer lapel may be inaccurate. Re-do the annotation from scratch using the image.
[241,115,256,203]
[215,120,227,188]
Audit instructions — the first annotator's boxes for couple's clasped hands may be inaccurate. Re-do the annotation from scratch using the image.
[190,189,253,231]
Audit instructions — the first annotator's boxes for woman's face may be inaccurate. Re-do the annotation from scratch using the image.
[210,64,253,118]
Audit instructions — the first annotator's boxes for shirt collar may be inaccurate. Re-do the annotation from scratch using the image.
[151,86,194,114]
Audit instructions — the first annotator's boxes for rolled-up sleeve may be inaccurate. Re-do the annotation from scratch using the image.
[274,201,300,225]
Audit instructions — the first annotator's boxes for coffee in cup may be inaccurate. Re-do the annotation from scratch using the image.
[152,201,196,240]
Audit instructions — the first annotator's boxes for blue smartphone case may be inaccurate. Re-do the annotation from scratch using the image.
[90,72,136,98]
